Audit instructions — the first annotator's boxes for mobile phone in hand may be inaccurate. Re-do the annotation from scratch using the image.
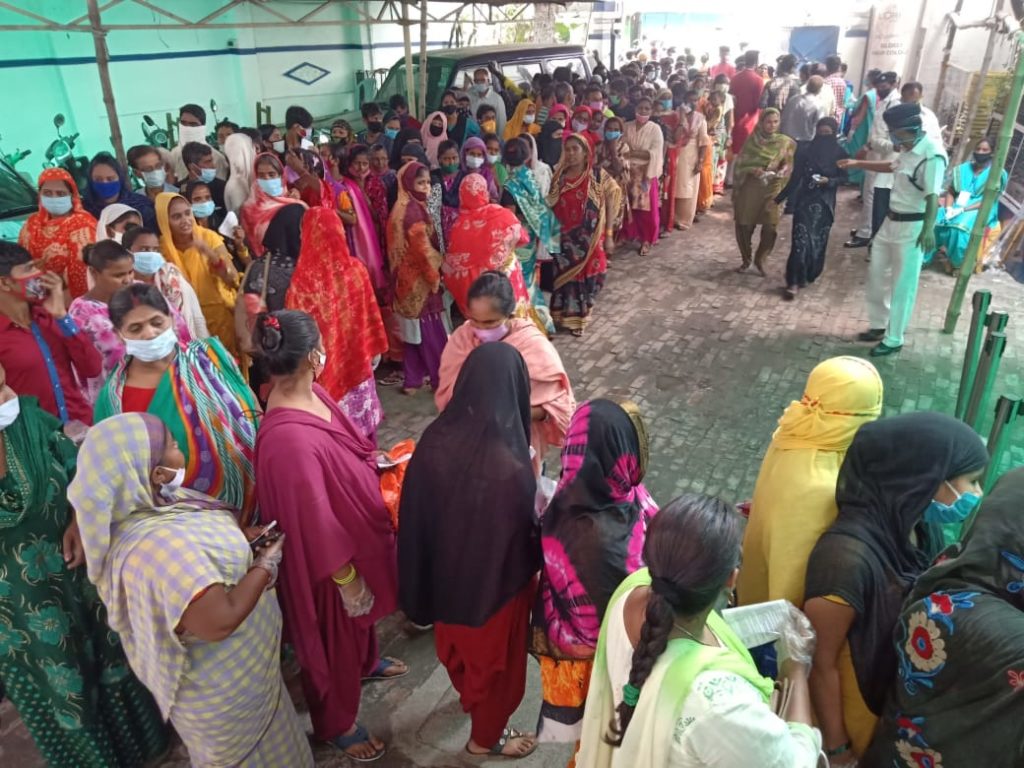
[249,521,281,551]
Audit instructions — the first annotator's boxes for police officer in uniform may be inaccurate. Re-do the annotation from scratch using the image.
[838,102,947,357]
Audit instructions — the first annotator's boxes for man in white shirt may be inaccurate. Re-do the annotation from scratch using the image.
[900,81,943,143]
[167,104,229,182]
[468,67,507,135]
[845,72,900,248]
[839,103,948,356]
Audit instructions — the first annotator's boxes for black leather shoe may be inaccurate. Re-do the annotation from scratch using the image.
[870,342,903,357]
[857,328,886,342]
[844,236,871,249]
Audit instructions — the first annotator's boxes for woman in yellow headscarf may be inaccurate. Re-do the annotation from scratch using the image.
[504,99,541,141]
[154,192,240,358]
[738,356,883,607]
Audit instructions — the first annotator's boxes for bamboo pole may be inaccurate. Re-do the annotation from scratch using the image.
[402,1,415,108]
[943,29,1024,333]
[87,0,127,167]
[932,0,966,110]
[951,0,1003,169]
[419,0,428,119]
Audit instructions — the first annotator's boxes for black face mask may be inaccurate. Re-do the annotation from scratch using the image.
[366,121,383,133]
[974,152,993,165]
[429,124,444,137]
[441,104,457,115]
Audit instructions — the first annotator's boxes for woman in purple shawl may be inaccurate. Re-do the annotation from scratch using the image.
[330,143,389,302]
[461,136,500,202]
[252,309,405,763]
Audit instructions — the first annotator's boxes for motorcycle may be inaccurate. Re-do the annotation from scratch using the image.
[207,98,233,150]
[0,133,32,186]
[44,114,89,192]
[141,114,169,148]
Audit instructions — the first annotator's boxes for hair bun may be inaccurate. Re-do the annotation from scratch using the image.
[256,312,283,353]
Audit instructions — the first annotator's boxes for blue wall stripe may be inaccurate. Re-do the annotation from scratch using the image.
[0,40,450,70]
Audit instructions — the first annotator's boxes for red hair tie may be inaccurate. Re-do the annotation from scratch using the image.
[265,315,281,330]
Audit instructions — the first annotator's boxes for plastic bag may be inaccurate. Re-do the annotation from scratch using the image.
[378,439,415,531]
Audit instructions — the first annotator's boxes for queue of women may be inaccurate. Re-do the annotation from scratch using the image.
[0,80,1020,768]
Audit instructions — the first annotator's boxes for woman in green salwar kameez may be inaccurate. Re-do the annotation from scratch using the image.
[0,372,168,767]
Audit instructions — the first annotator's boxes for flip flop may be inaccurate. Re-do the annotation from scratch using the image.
[330,723,385,763]
[362,656,409,682]
[465,727,538,759]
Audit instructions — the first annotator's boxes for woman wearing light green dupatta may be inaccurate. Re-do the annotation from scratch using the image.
[577,494,822,768]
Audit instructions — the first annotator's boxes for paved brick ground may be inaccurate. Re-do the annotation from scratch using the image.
[2,188,1022,767]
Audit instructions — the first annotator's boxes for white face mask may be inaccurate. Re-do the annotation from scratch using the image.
[0,397,20,430]
[272,139,286,154]
[158,465,185,497]
[178,124,207,146]
[311,349,326,378]
[466,155,484,169]
[124,327,177,362]
[111,231,124,244]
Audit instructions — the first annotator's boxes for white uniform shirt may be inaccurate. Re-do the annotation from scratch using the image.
[867,91,902,189]
[889,134,948,214]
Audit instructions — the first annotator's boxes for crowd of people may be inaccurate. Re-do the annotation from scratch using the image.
[0,41,1020,768]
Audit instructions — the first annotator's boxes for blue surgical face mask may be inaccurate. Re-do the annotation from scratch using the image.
[661,99,673,110]
[924,481,982,524]
[198,167,216,183]
[192,200,215,219]
[132,250,165,275]
[142,168,166,188]
[258,177,283,196]
[385,127,400,140]
[40,194,73,216]
[604,130,623,141]
[92,179,122,199]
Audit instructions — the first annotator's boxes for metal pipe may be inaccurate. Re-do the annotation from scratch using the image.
[933,0,966,109]
[87,0,127,168]
[944,29,1024,333]
[983,395,1021,490]
[964,330,1008,428]
[955,289,992,419]
[952,0,1004,169]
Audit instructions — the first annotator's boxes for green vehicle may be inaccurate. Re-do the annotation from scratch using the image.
[0,158,37,243]
[322,43,592,131]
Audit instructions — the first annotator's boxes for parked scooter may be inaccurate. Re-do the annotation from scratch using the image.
[44,114,89,191]
[141,115,169,148]
[208,98,231,150]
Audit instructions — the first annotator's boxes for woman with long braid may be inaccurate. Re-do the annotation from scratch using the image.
[576,494,822,767]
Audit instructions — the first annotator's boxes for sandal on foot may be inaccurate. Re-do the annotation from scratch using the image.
[330,723,386,762]
[570,329,584,338]
[639,243,652,256]
[377,370,404,386]
[362,656,409,682]
[466,727,538,759]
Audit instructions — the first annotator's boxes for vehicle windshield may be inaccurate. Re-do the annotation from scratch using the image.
[0,161,37,217]
[376,58,456,113]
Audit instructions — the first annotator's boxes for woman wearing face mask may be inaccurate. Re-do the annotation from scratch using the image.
[69,412,313,768]
[386,162,449,395]
[460,137,499,202]
[502,138,560,334]
[419,111,449,167]
[804,412,988,764]
[181,179,250,271]
[18,168,97,298]
[775,117,849,300]
[440,89,481,147]
[483,133,508,191]
[253,309,403,762]
[926,137,1006,274]
[389,128,425,171]
[70,240,188,404]
[577,494,822,767]
[259,123,284,155]
[864,468,1024,768]
[568,106,601,148]
[123,225,209,341]
[476,104,499,138]
[548,135,621,336]
[538,104,571,168]
[732,108,795,276]
[711,76,735,193]
[0,367,171,768]
[82,152,156,229]
[621,98,664,256]
[434,140,465,245]
[532,399,656,743]
[284,209,388,440]
[155,192,240,358]
[671,90,711,232]
[505,98,541,141]
[94,203,142,245]
[240,154,306,260]
[444,174,533,320]
[95,283,260,518]
[522,132,553,197]
[595,116,632,238]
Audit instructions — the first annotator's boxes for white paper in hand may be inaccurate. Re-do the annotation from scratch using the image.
[218,210,239,238]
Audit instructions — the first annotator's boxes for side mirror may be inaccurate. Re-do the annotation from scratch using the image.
[54,114,66,129]
[210,99,218,111]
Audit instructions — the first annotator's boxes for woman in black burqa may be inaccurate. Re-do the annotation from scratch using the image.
[398,342,541,758]
[802,411,988,762]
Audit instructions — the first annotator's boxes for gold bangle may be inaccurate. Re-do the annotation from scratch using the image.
[332,565,357,586]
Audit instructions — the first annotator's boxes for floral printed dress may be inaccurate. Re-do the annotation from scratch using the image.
[0,398,168,766]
